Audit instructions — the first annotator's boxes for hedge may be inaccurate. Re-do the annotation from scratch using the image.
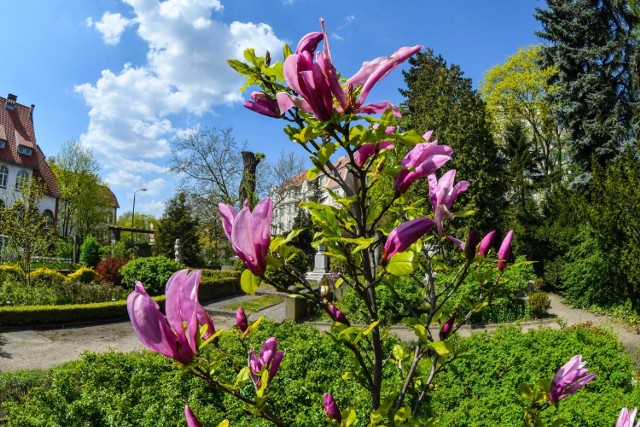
[0,296,166,327]
[0,270,241,327]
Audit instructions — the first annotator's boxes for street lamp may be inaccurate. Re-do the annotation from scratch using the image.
[131,188,147,243]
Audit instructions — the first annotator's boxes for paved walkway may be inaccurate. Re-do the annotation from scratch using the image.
[0,293,638,372]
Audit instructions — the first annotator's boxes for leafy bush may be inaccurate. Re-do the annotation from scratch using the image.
[0,264,25,284]
[120,256,185,296]
[264,246,310,288]
[0,278,128,308]
[80,236,102,267]
[426,325,640,426]
[339,276,422,325]
[437,256,535,324]
[559,227,620,308]
[28,267,66,287]
[66,267,99,284]
[99,240,135,260]
[95,256,130,287]
[0,295,163,326]
[0,324,637,426]
[527,291,551,318]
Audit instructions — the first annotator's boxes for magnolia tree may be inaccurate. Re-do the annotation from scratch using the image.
[125,20,633,427]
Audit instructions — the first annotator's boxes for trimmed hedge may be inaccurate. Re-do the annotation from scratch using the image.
[198,270,241,302]
[0,269,240,327]
[0,296,166,327]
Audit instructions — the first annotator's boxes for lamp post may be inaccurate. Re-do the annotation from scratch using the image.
[131,188,147,244]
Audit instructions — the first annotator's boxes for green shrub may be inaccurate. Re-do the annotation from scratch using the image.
[339,276,422,325]
[426,325,640,426]
[0,264,25,284]
[80,236,102,267]
[264,246,310,288]
[527,291,551,318]
[0,324,637,426]
[67,267,99,284]
[560,227,621,308]
[120,256,185,296]
[29,267,66,287]
[0,296,165,326]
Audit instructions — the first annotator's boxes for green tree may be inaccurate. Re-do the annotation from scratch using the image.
[155,192,202,267]
[400,49,506,232]
[535,0,640,183]
[0,178,55,284]
[480,46,565,191]
[49,141,114,239]
[116,211,158,244]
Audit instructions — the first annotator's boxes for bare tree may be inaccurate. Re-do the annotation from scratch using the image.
[170,127,244,207]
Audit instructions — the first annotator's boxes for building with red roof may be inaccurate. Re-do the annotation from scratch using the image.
[0,93,60,226]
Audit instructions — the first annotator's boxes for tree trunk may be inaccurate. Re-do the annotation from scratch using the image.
[238,151,261,209]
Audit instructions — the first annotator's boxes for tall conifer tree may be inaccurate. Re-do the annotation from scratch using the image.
[535,0,640,183]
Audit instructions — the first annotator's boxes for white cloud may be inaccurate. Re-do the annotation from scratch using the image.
[137,200,166,217]
[77,0,285,199]
[89,11,134,45]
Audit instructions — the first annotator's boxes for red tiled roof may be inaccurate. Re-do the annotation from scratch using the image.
[282,157,350,189]
[0,94,59,198]
[106,186,120,209]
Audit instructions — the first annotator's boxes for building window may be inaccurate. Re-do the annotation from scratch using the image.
[15,170,29,189]
[17,145,33,156]
[0,139,5,149]
[0,166,7,188]
[43,210,54,230]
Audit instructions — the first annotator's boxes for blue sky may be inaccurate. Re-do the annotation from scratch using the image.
[0,0,542,217]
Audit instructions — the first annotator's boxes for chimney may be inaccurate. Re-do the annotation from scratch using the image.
[5,93,17,111]
[30,104,35,122]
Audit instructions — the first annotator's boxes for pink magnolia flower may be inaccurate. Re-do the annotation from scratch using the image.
[549,355,596,404]
[184,405,203,427]
[236,306,248,332]
[278,20,422,120]
[383,217,435,261]
[428,169,469,236]
[127,270,214,364]
[244,91,279,117]
[324,393,342,422]
[477,230,496,256]
[497,230,514,271]
[616,407,640,427]
[219,198,273,277]
[394,131,453,193]
[249,337,285,388]
[328,304,350,326]
[354,141,394,167]
[439,315,456,341]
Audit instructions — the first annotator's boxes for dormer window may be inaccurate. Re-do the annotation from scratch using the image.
[17,145,32,156]
[0,139,5,149]
[5,94,16,111]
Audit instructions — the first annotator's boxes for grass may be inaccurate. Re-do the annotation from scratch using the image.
[222,295,283,312]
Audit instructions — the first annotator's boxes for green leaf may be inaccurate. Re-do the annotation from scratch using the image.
[392,344,409,361]
[316,142,339,165]
[234,367,251,387]
[306,167,321,180]
[362,320,380,336]
[282,43,292,59]
[345,409,357,426]
[240,270,260,295]
[386,251,415,276]
[398,129,426,145]
[227,59,251,75]
[218,420,229,427]
[428,341,453,356]
[517,383,534,401]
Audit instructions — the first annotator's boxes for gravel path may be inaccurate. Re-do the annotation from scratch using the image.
[0,293,638,372]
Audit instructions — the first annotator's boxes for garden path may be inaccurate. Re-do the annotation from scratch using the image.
[0,293,638,372]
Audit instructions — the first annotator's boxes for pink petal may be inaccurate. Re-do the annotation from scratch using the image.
[218,203,238,241]
[295,31,323,54]
[184,405,203,427]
